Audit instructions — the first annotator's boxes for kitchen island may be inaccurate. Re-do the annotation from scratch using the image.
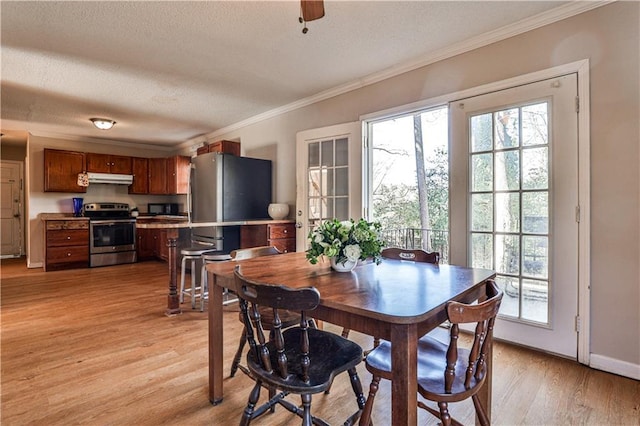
[135,218,295,315]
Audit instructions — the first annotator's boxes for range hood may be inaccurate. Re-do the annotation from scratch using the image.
[87,172,134,185]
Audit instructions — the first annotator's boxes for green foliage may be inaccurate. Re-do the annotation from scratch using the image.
[306,218,385,266]
[373,146,449,232]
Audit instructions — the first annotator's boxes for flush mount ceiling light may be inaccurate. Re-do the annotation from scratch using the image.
[90,118,116,130]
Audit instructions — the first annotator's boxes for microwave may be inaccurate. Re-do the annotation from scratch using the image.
[147,203,180,216]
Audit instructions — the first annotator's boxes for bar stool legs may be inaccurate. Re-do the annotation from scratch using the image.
[200,252,235,312]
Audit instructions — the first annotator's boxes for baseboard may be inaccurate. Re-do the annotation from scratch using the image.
[27,261,43,269]
[590,353,640,380]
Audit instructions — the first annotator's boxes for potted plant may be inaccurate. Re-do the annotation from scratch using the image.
[306,218,385,272]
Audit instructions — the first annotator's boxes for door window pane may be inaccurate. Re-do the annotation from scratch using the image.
[495,193,520,233]
[471,113,492,152]
[495,234,520,275]
[522,236,548,279]
[335,138,348,166]
[471,233,493,269]
[471,153,493,191]
[494,108,519,149]
[522,147,548,190]
[522,192,548,234]
[521,279,548,323]
[495,150,520,191]
[471,194,493,232]
[497,276,520,317]
[522,103,548,146]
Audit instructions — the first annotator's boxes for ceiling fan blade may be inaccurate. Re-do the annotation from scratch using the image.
[301,0,325,22]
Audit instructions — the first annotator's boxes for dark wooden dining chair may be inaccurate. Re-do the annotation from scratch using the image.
[341,247,441,348]
[233,265,366,425]
[360,279,502,426]
[229,245,302,378]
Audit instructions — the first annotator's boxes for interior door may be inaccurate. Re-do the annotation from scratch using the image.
[295,122,362,251]
[1,161,24,258]
[450,74,579,358]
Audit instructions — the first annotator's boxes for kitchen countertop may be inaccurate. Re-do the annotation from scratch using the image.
[40,214,89,221]
[135,218,294,229]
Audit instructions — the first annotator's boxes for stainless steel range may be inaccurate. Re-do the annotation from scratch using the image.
[83,203,137,267]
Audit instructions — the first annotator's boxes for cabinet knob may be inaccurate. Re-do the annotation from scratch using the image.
[67,253,72,257]
[67,236,71,240]
[283,229,287,234]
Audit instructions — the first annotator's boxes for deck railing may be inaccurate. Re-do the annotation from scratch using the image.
[381,228,450,264]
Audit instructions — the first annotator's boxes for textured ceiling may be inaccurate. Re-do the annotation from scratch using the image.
[1,1,595,148]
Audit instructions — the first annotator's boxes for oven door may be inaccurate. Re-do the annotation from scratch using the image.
[89,219,136,254]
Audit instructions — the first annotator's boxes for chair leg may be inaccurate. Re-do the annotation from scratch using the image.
[438,401,452,426]
[230,328,248,377]
[240,380,262,426]
[359,375,381,426]
[300,393,313,426]
[471,394,490,426]
[348,367,366,410]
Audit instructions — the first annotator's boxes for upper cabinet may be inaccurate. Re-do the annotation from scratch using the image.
[44,149,87,193]
[148,158,167,195]
[196,140,240,156]
[167,155,191,195]
[129,157,149,194]
[43,148,191,195]
[86,153,132,174]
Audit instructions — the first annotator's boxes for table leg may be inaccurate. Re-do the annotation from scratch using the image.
[208,270,224,405]
[164,229,181,316]
[476,339,493,425]
[390,324,418,425]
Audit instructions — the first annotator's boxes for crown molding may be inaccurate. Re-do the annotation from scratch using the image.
[29,130,175,152]
[181,0,610,150]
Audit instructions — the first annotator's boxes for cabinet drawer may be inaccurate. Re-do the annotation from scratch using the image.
[268,223,295,239]
[46,246,88,264]
[270,238,296,254]
[47,229,89,247]
[46,220,89,230]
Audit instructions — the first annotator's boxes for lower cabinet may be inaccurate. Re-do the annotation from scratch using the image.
[44,220,89,271]
[240,223,296,253]
[136,226,189,263]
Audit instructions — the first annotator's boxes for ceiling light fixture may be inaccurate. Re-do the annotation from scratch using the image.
[299,0,324,34]
[90,118,116,130]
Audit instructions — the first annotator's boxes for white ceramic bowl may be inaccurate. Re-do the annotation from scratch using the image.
[268,203,289,220]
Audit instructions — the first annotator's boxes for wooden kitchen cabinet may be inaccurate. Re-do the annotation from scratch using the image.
[147,158,167,194]
[167,155,191,195]
[86,153,132,174]
[44,219,89,271]
[136,227,156,260]
[240,222,296,253]
[129,157,149,194]
[44,149,87,193]
[197,140,240,156]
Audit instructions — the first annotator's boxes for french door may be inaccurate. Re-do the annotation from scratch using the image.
[450,74,579,358]
[295,122,363,251]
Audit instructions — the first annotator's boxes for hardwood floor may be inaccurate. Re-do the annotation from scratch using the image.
[1,258,638,425]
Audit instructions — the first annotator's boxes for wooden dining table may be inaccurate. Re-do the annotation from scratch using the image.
[206,251,496,426]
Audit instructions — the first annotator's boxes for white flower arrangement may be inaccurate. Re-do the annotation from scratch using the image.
[306,218,385,266]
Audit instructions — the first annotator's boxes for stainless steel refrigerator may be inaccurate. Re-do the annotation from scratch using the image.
[189,152,272,253]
